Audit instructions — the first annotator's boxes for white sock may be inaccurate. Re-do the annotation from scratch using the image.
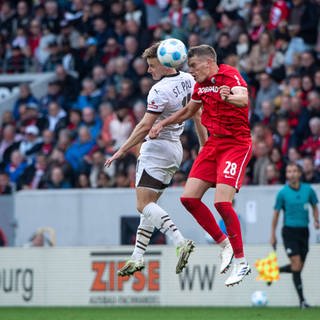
[132,215,154,260]
[218,237,230,248]
[235,257,247,264]
[142,202,185,246]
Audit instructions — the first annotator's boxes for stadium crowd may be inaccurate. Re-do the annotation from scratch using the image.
[0,0,320,192]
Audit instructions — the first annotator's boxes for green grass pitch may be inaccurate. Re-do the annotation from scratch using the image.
[0,307,319,320]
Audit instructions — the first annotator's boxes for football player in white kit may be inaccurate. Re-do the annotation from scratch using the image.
[105,42,206,276]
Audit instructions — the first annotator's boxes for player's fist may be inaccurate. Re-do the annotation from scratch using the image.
[220,85,230,101]
[149,123,163,139]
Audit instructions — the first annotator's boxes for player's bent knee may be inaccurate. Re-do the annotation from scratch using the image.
[137,203,147,213]
[180,197,201,211]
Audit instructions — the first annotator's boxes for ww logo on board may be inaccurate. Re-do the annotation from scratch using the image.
[178,265,216,290]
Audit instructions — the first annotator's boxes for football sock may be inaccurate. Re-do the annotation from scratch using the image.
[180,197,226,243]
[218,237,231,248]
[132,214,154,260]
[280,264,292,273]
[214,202,244,258]
[235,257,247,264]
[142,202,185,246]
[292,271,305,303]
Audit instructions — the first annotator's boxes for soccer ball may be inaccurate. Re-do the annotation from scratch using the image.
[157,38,187,68]
[251,291,268,307]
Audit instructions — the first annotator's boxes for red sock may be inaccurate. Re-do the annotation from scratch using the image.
[214,202,244,258]
[180,197,226,243]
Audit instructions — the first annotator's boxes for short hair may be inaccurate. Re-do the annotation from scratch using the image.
[286,162,302,172]
[142,42,160,59]
[187,45,217,62]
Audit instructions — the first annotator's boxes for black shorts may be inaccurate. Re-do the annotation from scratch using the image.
[282,226,309,262]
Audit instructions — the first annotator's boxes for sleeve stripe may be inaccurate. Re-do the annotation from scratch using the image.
[232,86,247,90]
[146,110,162,114]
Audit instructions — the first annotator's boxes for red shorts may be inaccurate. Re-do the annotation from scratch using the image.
[189,135,252,190]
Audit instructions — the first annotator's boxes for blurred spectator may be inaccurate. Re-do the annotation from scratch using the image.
[45,101,67,134]
[301,156,320,183]
[96,170,112,188]
[269,146,285,183]
[45,166,72,189]
[48,148,73,185]
[273,117,296,156]
[81,107,102,140]
[0,172,13,194]
[102,103,135,153]
[18,153,48,190]
[299,117,320,157]
[0,124,21,166]
[55,64,79,108]
[288,147,304,168]
[18,125,42,164]
[13,83,38,121]
[252,123,274,157]
[254,72,280,118]
[284,0,319,66]
[76,173,91,188]
[42,40,63,71]
[5,150,27,184]
[267,0,289,31]
[307,91,320,118]
[265,163,281,185]
[65,126,95,172]
[88,150,108,188]
[73,77,102,111]
[39,80,65,114]
[253,141,271,185]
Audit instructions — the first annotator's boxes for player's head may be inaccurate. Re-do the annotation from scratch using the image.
[285,162,302,185]
[187,45,218,83]
[142,42,175,80]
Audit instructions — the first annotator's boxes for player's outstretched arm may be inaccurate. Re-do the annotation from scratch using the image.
[270,210,280,249]
[220,85,248,107]
[149,100,202,138]
[105,112,159,167]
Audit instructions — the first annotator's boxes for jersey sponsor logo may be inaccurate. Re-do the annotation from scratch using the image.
[198,86,219,94]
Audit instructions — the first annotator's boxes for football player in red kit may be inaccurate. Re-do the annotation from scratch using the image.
[150,44,252,286]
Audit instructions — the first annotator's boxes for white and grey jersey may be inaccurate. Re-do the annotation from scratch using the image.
[146,71,195,141]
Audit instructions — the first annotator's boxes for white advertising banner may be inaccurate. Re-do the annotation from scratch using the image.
[0,245,319,306]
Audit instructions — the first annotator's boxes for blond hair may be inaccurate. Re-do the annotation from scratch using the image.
[142,42,160,59]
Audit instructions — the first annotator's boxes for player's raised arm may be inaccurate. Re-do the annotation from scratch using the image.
[149,100,201,138]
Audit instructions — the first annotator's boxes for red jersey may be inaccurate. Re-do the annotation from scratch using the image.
[191,64,251,140]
